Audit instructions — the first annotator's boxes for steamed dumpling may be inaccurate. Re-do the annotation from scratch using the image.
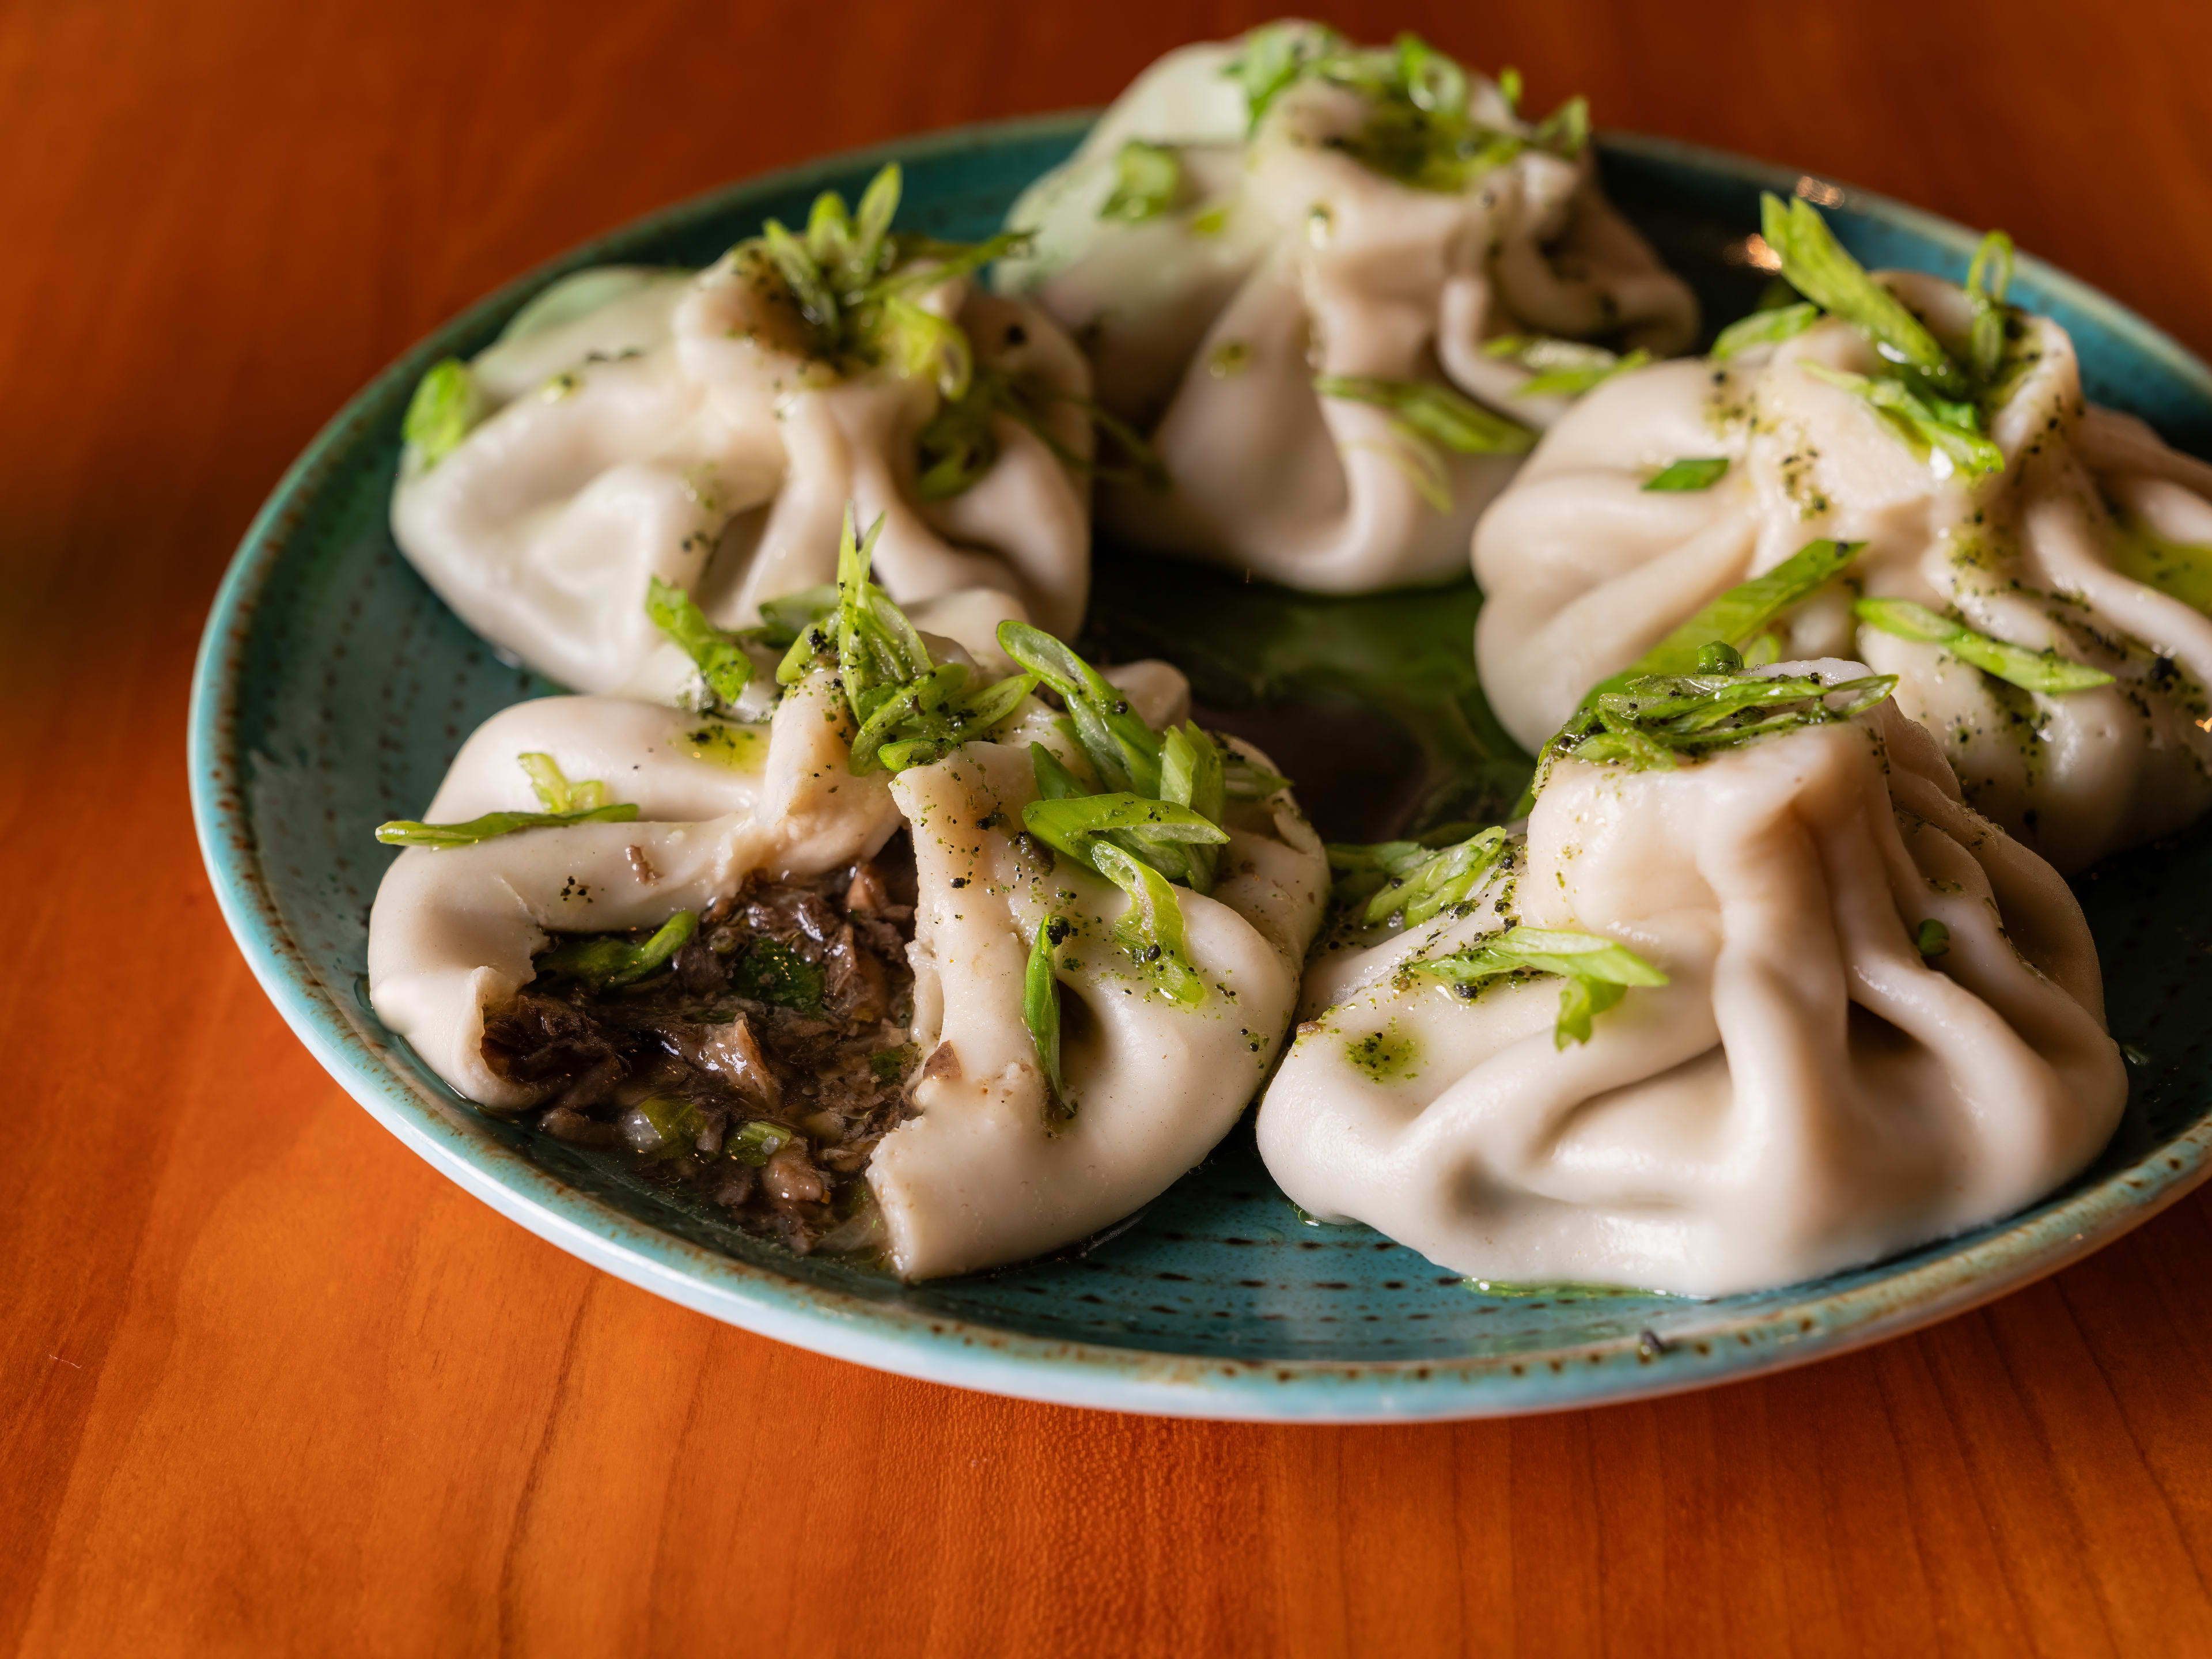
[367,559,1327,1279]
[1475,221,2212,872]
[1257,662,2125,1298]
[996,22,1696,592]
[392,171,1096,702]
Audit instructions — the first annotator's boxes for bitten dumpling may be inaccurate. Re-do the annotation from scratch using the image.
[1257,659,2125,1298]
[391,165,1096,702]
[1475,196,2212,872]
[996,21,1696,593]
[368,523,1327,1279]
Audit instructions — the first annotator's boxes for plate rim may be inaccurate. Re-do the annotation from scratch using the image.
[188,113,2212,1422]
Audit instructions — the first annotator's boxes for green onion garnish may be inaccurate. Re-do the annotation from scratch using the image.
[1710,302,1820,360]
[1758,192,1967,397]
[1797,363,2005,479]
[402,358,482,468]
[725,1119,800,1165]
[779,510,1036,774]
[1099,139,1181,224]
[1024,915,1073,1121]
[1642,457,1730,492]
[1852,597,2115,692]
[1314,375,1536,454]
[376,802,638,848]
[1328,826,1509,929]
[1486,335,1651,398]
[517,753,609,814]
[536,910,698,990]
[646,575,753,706]
[1414,925,1668,1048]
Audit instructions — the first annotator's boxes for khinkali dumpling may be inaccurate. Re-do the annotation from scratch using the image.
[1257,658,2125,1297]
[368,521,1327,1278]
[996,22,1697,592]
[1475,195,2212,872]
[391,165,1097,701]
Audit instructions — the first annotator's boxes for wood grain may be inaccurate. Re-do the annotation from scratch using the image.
[5,0,2212,1652]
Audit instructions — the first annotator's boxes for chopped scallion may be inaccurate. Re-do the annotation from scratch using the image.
[1314,374,1536,454]
[646,575,753,706]
[1414,925,1668,1048]
[376,802,638,848]
[1852,597,2115,692]
[1100,139,1181,224]
[536,910,698,990]
[402,358,481,468]
[1642,457,1730,492]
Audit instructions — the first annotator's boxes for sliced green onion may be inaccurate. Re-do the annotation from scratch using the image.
[1315,374,1536,454]
[1022,793,1229,877]
[1330,825,1509,929]
[999,621,1166,798]
[1759,193,1967,396]
[1642,457,1730,492]
[1487,335,1650,398]
[1915,918,1950,958]
[1092,843,1206,1007]
[517,753,609,814]
[1711,301,1821,360]
[537,910,698,991]
[1528,660,1897,803]
[376,802,638,848]
[1798,362,2005,479]
[1024,915,1072,1121]
[1100,139,1181,224]
[1964,229,2017,382]
[726,1119,800,1166]
[1607,537,1867,689]
[402,358,481,468]
[754,584,838,646]
[636,1094,710,1158]
[1853,597,2115,692]
[1414,925,1668,1048]
[1530,94,1589,158]
[646,575,752,706]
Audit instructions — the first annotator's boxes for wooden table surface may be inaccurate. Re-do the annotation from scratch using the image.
[8,1,2212,1652]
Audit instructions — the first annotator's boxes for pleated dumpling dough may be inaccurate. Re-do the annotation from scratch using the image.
[1475,216,2212,872]
[995,22,1696,592]
[391,169,1094,700]
[368,565,1328,1279]
[1258,664,2125,1298]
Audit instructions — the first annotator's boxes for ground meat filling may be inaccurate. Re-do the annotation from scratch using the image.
[480,839,919,1255]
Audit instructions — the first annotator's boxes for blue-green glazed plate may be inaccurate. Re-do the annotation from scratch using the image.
[188,115,2212,1421]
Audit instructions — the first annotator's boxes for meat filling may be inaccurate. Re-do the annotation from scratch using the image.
[480,840,919,1256]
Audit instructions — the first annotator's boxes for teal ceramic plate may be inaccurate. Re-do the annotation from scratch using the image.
[188,115,2212,1420]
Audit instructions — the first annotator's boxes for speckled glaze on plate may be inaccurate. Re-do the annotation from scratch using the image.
[188,115,2212,1421]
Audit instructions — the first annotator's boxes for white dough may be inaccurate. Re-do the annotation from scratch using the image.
[1475,270,2212,871]
[1257,676,2124,1298]
[997,26,1696,592]
[391,259,1096,700]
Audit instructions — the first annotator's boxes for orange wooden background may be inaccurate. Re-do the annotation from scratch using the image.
[7,1,2212,1653]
